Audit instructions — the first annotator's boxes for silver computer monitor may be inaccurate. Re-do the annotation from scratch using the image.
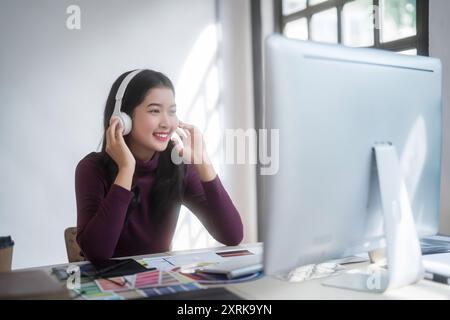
[263,35,442,276]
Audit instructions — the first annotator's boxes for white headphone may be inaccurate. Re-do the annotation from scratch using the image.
[110,69,144,135]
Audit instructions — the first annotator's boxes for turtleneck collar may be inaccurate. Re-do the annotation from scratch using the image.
[135,152,160,174]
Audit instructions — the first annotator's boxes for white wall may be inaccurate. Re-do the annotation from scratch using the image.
[0,0,257,269]
[430,0,450,235]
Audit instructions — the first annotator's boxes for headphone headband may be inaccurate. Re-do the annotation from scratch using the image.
[113,69,144,116]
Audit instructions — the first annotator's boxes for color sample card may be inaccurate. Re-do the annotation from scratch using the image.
[95,277,133,292]
[160,271,182,286]
[79,281,121,300]
[170,271,200,283]
[116,289,146,300]
[78,274,198,300]
[216,249,254,258]
[140,282,202,298]
[134,270,186,288]
[95,270,190,293]
[134,269,161,288]
[80,281,102,295]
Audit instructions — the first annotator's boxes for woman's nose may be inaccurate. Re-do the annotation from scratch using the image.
[159,113,169,128]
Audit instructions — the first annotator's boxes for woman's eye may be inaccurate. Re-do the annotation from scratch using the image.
[149,109,159,114]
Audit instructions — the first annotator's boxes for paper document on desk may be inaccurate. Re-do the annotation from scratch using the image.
[139,257,175,271]
[164,251,225,267]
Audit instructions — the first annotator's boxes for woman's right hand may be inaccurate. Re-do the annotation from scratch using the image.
[106,117,136,171]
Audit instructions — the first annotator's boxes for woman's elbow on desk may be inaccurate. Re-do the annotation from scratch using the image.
[81,246,113,263]
[220,221,244,247]
[77,234,114,262]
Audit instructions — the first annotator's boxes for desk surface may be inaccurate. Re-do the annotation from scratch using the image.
[19,243,450,300]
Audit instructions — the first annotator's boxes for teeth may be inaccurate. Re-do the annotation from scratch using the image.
[154,133,168,138]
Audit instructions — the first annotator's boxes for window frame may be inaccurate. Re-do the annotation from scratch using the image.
[275,0,429,56]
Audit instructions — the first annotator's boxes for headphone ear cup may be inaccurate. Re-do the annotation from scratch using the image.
[118,112,132,136]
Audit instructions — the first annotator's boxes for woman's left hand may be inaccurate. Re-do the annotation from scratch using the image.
[172,121,208,165]
[172,121,217,181]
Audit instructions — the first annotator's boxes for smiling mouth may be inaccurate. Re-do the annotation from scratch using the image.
[152,132,170,142]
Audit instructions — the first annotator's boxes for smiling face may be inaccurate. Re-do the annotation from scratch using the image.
[128,86,178,154]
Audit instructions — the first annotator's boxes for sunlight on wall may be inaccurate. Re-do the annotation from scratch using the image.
[171,23,224,251]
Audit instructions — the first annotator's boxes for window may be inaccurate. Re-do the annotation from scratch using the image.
[276,0,429,56]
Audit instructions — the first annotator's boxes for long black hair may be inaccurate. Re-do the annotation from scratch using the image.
[100,69,185,221]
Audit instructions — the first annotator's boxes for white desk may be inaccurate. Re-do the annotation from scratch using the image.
[19,242,450,300]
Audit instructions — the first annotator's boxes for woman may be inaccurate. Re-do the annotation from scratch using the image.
[75,69,243,261]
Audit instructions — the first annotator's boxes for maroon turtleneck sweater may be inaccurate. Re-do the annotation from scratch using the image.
[74,152,243,261]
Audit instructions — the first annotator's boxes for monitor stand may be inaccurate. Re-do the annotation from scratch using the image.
[321,142,424,293]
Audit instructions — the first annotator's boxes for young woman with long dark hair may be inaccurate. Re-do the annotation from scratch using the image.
[74,69,243,261]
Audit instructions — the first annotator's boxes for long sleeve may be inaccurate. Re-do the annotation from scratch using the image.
[182,165,244,246]
[75,160,133,261]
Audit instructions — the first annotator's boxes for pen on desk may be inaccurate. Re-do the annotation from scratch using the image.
[144,267,158,271]
[100,276,127,287]
[123,277,132,287]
